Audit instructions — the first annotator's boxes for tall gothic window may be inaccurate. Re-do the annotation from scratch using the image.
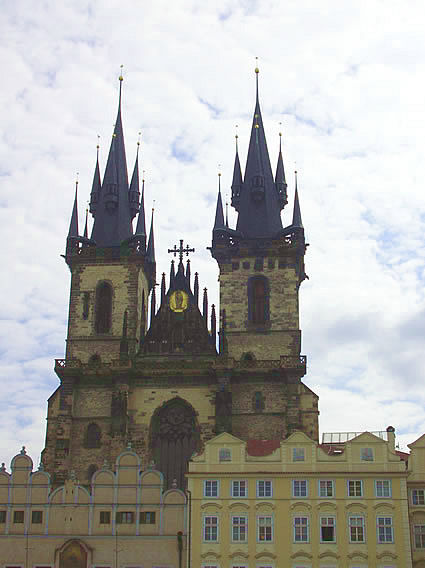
[95,282,112,334]
[248,276,270,325]
[86,423,101,448]
[150,398,199,490]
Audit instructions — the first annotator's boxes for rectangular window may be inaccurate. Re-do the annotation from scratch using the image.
[204,515,218,542]
[294,516,309,542]
[100,511,111,524]
[412,489,425,505]
[257,515,273,542]
[232,480,247,498]
[232,515,247,542]
[319,480,334,498]
[116,511,134,524]
[348,480,363,497]
[140,511,156,524]
[414,524,425,548]
[320,516,336,542]
[293,480,308,498]
[293,448,305,462]
[219,448,231,461]
[13,511,24,523]
[257,480,272,498]
[375,480,392,498]
[377,516,393,543]
[31,510,43,524]
[361,447,374,461]
[0,510,6,523]
[204,480,219,498]
[349,515,365,542]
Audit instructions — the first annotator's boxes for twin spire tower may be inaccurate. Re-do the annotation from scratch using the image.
[48,67,316,489]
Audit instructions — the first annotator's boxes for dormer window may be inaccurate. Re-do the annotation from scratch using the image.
[361,447,374,461]
[293,448,305,462]
[219,448,231,462]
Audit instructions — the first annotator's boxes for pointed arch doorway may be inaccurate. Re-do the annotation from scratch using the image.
[150,397,200,489]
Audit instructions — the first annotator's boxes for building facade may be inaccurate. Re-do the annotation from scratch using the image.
[0,448,186,567]
[187,429,415,568]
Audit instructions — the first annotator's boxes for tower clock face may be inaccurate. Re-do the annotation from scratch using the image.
[170,290,189,312]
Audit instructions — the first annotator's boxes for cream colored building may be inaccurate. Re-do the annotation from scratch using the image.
[187,429,413,568]
[0,447,186,567]
[408,434,425,568]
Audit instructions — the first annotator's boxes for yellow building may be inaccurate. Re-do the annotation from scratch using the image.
[0,446,186,567]
[187,429,413,568]
[408,434,425,568]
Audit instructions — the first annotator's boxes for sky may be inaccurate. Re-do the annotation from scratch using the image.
[1,0,425,469]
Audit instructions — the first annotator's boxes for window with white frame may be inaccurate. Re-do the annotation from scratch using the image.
[361,447,374,461]
[294,516,309,542]
[292,479,308,497]
[203,515,219,541]
[377,516,393,543]
[375,479,392,498]
[320,516,336,542]
[232,480,247,498]
[349,515,365,542]
[412,488,425,505]
[204,479,219,498]
[257,479,273,498]
[348,479,363,497]
[232,515,247,542]
[319,480,334,498]
[293,447,305,461]
[414,524,425,548]
[257,515,273,542]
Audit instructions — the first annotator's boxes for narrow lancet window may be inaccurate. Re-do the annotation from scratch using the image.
[95,282,113,333]
[248,276,269,325]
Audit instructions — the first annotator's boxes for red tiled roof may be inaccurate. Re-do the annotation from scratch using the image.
[396,450,409,462]
[247,439,281,456]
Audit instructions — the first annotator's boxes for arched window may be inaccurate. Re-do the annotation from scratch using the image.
[95,282,113,334]
[86,423,101,449]
[248,276,270,325]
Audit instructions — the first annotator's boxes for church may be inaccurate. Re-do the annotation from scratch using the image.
[42,66,318,491]
[1,68,424,568]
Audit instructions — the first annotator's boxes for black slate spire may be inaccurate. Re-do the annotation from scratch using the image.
[146,208,155,264]
[128,141,141,220]
[230,134,243,210]
[90,75,133,247]
[89,143,101,216]
[292,171,303,229]
[275,132,288,208]
[213,173,225,231]
[134,176,146,251]
[67,180,79,239]
[234,67,284,238]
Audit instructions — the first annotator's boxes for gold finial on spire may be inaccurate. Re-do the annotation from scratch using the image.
[76,172,79,186]
[235,124,239,151]
[254,113,259,129]
[255,56,259,74]
[142,169,145,182]
[279,121,282,138]
[119,64,124,82]
[137,131,141,147]
[96,134,100,149]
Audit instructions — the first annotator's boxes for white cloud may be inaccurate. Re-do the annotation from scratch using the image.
[0,0,424,467]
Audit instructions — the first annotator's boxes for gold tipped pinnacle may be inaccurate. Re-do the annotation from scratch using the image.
[76,172,79,185]
[255,56,259,74]
[96,134,100,149]
[142,169,145,182]
[137,131,141,147]
[119,64,124,82]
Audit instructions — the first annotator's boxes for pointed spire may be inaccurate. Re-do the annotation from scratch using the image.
[83,207,89,239]
[211,304,217,343]
[203,287,208,323]
[231,129,243,208]
[90,71,132,246]
[161,272,166,305]
[233,65,284,238]
[186,259,191,288]
[275,129,288,207]
[128,138,141,220]
[67,179,79,238]
[170,260,176,286]
[194,272,199,306]
[140,290,146,338]
[134,172,146,253]
[150,286,156,324]
[292,170,303,229]
[213,173,225,231]
[89,141,101,216]
[146,208,155,264]
[225,200,229,228]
